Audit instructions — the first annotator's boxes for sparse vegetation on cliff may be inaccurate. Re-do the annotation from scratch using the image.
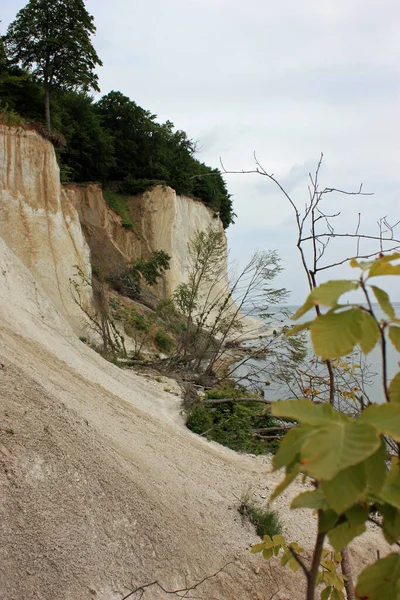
[187,386,282,455]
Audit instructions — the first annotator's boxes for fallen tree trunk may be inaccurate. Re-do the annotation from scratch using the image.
[202,397,272,406]
[252,425,297,434]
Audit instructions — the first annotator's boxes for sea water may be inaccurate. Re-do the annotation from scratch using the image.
[234,303,400,404]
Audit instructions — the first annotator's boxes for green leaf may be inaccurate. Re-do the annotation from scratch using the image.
[272,534,286,546]
[365,440,387,494]
[333,551,342,564]
[360,404,400,442]
[272,425,314,470]
[310,308,364,359]
[311,280,359,307]
[281,552,290,566]
[331,589,344,600]
[292,281,359,320]
[371,286,395,319]
[380,458,400,510]
[287,321,313,335]
[250,542,265,554]
[379,504,400,545]
[291,489,329,510]
[319,509,339,533]
[346,505,370,526]
[321,586,332,600]
[291,542,304,555]
[328,520,366,551]
[261,534,273,545]
[288,556,301,572]
[355,553,400,600]
[270,466,300,501]
[358,311,381,355]
[369,254,400,277]
[321,463,366,514]
[373,252,400,262]
[389,326,400,352]
[293,296,316,319]
[262,547,273,560]
[350,257,375,271]
[272,400,349,426]
[300,421,380,480]
[389,373,400,404]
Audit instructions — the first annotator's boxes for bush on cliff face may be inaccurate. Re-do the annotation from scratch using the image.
[113,251,171,300]
[187,387,282,455]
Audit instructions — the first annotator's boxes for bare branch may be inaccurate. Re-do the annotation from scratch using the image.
[301,232,400,244]
[288,546,310,581]
[121,561,234,600]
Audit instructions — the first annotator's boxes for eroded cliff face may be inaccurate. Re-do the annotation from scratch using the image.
[130,185,227,297]
[64,183,142,277]
[66,180,228,299]
[0,124,229,330]
[0,125,92,331]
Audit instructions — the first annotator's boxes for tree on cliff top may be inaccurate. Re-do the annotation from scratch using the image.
[5,0,102,130]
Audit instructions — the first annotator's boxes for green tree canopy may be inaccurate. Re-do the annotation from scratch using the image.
[52,90,115,183]
[5,0,102,130]
[96,91,235,227]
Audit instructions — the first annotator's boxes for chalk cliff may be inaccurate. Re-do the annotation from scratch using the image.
[0,125,92,331]
[0,125,228,331]
[66,182,227,298]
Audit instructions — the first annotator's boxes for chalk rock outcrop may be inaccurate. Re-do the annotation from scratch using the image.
[0,125,91,331]
[67,182,227,298]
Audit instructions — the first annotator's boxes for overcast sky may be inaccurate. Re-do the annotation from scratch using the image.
[2,0,399,303]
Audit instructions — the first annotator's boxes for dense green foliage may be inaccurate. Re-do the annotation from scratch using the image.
[114,251,171,299]
[5,0,102,129]
[154,328,173,353]
[187,387,281,454]
[1,4,235,227]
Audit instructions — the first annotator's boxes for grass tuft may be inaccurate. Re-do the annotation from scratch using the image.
[102,189,134,229]
[240,492,283,538]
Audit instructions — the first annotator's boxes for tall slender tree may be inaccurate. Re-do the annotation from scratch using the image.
[5,0,102,130]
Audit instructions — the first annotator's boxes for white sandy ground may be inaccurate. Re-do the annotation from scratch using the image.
[0,237,395,600]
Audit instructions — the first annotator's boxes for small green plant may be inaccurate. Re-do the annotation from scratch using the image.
[243,501,283,538]
[113,251,170,300]
[0,102,23,127]
[6,428,15,435]
[251,253,400,600]
[102,189,134,229]
[59,162,74,183]
[252,538,347,599]
[154,327,173,353]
